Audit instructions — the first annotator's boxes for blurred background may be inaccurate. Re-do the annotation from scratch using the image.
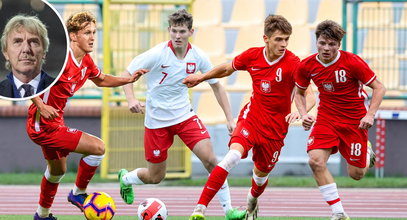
[0,0,405,180]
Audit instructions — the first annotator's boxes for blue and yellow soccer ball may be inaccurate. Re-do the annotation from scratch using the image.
[83,192,116,220]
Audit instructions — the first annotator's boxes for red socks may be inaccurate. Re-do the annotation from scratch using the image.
[250,178,268,198]
[75,159,98,189]
[198,166,229,207]
[39,176,59,208]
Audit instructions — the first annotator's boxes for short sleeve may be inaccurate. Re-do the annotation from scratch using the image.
[88,57,102,79]
[352,55,376,86]
[232,49,251,71]
[295,62,311,89]
[127,47,158,75]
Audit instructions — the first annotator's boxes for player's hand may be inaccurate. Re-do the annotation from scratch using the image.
[301,114,315,131]
[285,112,301,123]
[182,74,202,88]
[38,104,59,120]
[128,69,148,83]
[359,114,374,129]
[128,99,145,114]
[226,119,236,136]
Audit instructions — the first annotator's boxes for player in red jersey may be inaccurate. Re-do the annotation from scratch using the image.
[26,12,146,220]
[184,15,314,220]
[295,20,386,220]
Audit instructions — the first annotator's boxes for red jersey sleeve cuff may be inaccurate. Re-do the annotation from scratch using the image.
[364,75,377,86]
[89,69,102,79]
[295,82,308,90]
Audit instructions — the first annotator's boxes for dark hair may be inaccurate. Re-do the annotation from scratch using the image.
[264,15,292,37]
[66,11,96,34]
[168,9,193,30]
[315,20,346,42]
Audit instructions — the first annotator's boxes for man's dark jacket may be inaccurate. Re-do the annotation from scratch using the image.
[0,71,55,98]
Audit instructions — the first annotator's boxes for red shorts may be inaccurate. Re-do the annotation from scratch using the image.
[27,123,82,160]
[307,119,368,168]
[144,115,210,163]
[229,119,284,173]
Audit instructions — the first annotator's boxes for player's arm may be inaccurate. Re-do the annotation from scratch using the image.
[31,96,59,120]
[91,69,148,87]
[286,86,316,123]
[359,78,386,129]
[294,86,315,131]
[183,63,235,88]
[121,70,145,114]
[209,82,235,135]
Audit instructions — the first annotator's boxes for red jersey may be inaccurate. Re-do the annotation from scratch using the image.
[232,47,300,140]
[295,50,376,124]
[27,50,101,131]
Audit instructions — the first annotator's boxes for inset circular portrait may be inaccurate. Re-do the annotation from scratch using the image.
[0,0,68,100]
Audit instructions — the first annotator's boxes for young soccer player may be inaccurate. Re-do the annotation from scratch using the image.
[118,9,239,218]
[294,20,386,220]
[27,11,146,220]
[183,15,315,220]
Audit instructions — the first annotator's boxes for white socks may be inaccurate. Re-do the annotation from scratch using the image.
[123,168,145,185]
[217,180,232,213]
[73,185,86,195]
[319,183,345,214]
[36,205,49,218]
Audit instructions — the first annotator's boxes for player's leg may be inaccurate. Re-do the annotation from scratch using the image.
[307,120,349,219]
[191,138,234,214]
[68,132,105,211]
[245,139,282,220]
[190,143,245,220]
[340,127,372,181]
[35,158,66,220]
[119,126,171,204]
[309,149,348,220]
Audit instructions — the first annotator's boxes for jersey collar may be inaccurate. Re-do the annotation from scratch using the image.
[316,50,341,67]
[168,40,192,59]
[69,48,82,67]
[263,47,285,66]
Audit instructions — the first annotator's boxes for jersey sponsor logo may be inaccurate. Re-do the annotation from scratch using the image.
[153,149,161,157]
[322,82,335,92]
[81,67,88,80]
[161,64,170,68]
[241,128,249,138]
[70,83,77,94]
[308,136,314,146]
[260,80,271,93]
[67,128,78,133]
[67,76,73,81]
[201,130,207,135]
[186,62,196,74]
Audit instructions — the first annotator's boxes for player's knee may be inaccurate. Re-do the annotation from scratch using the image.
[349,170,365,181]
[93,140,105,155]
[308,157,326,172]
[149,173,165,184]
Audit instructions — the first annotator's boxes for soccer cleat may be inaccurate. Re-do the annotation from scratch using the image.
[118,168,134,204]
[189,213,205,220]
[367,142,376,168]
[331,212,351,220]
[67,189,88,212]
[189,205,206,220]
[225,208,246,220]
[245,203,258,220]
[33,212,57,220]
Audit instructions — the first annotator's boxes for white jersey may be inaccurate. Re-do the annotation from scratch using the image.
[127,41,218,129]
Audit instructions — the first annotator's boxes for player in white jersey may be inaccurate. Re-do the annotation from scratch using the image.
[118,9,243,219]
